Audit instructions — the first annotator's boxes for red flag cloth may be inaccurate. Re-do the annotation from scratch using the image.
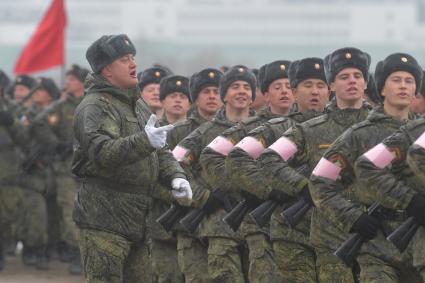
[14,0,67,74]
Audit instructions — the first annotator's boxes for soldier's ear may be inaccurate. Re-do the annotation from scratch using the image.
[329,82,336,93]
[101,64,113,78]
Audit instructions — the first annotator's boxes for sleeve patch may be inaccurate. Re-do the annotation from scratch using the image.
[268,136,298,161]
[172,145,189,162]
[312,157,342,181]
[206,136,234,156]
[414,131,425,149]
[235,136,265,159]
[363,143,395,169]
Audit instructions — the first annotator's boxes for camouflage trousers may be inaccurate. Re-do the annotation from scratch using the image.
[150,238,184,283]
[56,175,79,247]
[207,237,245,283]
[177,232,210,283]
[272,240,317,283]
[79,228,151,283]
[315,247,355,283]
[356,224,425,283]
[246,233,283,283]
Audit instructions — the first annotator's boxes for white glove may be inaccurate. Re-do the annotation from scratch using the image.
[171,178,193,205]
[144,114,174,149]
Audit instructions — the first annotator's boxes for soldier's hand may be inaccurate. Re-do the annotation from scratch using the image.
[171,178,192,206]
[406,194,425,222]
[351,213,380,240]
[144,114,174,149]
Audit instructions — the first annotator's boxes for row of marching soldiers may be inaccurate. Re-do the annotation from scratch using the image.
[144,49,425,282]
[2,39,425,283]
[0,66,87,274]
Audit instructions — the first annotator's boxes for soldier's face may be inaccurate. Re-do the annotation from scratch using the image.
[196,86,222,116]
[293,79,329,112]
[162,92,191,117]
[65,74,84,97]
[266,78,294,114]
[382,71,416,109]
[224,80,253,110]
[141,83,162,112]
[331,68,366,104]
[33,89,52,107]
[14,85,31,103]
[103,54,138,89]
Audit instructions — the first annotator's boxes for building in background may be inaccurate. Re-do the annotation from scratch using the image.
[1,0,425,77]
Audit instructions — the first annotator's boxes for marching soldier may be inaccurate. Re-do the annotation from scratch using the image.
[72,34,192,282]
[310,53,422,282]
[225,57,329,282]
[199,60,294,282]
[28,64,89,274]
[167,68,223,283]
[257,47,371,282]
[173,65,256,282]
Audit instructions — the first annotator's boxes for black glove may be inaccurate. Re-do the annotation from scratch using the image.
[406,194,425,222]
[301,186,314,205]
[0,111,14,127]
[268,189,289,203]
[351,213,380,240]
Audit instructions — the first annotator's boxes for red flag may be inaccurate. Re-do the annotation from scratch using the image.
[14,0,67,74]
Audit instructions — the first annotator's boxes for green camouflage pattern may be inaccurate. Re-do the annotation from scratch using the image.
[72,73,185,241]
[79,228,151,283]
[309,107,416,248]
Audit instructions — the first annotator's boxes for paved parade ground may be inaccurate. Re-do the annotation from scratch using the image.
[0,255,83,283]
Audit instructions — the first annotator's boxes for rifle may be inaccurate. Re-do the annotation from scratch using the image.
[386,216,421,253]
[250,164,310,228]
[156,204,188,232]
[334,202,384,266]
[180,189,234,233]
[222,192,260,232]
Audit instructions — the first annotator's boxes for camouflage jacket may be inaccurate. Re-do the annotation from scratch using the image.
[226,110,322,199]
[309,106,416,250]
[72,73,185,241]
[176,107,254,238]
[29,95,82,175]
[150,108,208,239]
[355,117,425,211]
[199,106,281,192]
[258,100,370,244]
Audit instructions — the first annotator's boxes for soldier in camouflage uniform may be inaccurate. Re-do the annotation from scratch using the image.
[138,67,171,117]
[28,65,89,274]
[149,74,190,283]
[72,34,192,282]
[173,65,256,282]
[256,48,371,283]
[158,75,191,126]
[0,74,36,263]
[166,68,223,283]
[6,77,61,270]
[225,57,329,283]
[199,60,295,283]
[310,53,423,282]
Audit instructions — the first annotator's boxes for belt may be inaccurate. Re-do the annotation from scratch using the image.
[80,177,154,196]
